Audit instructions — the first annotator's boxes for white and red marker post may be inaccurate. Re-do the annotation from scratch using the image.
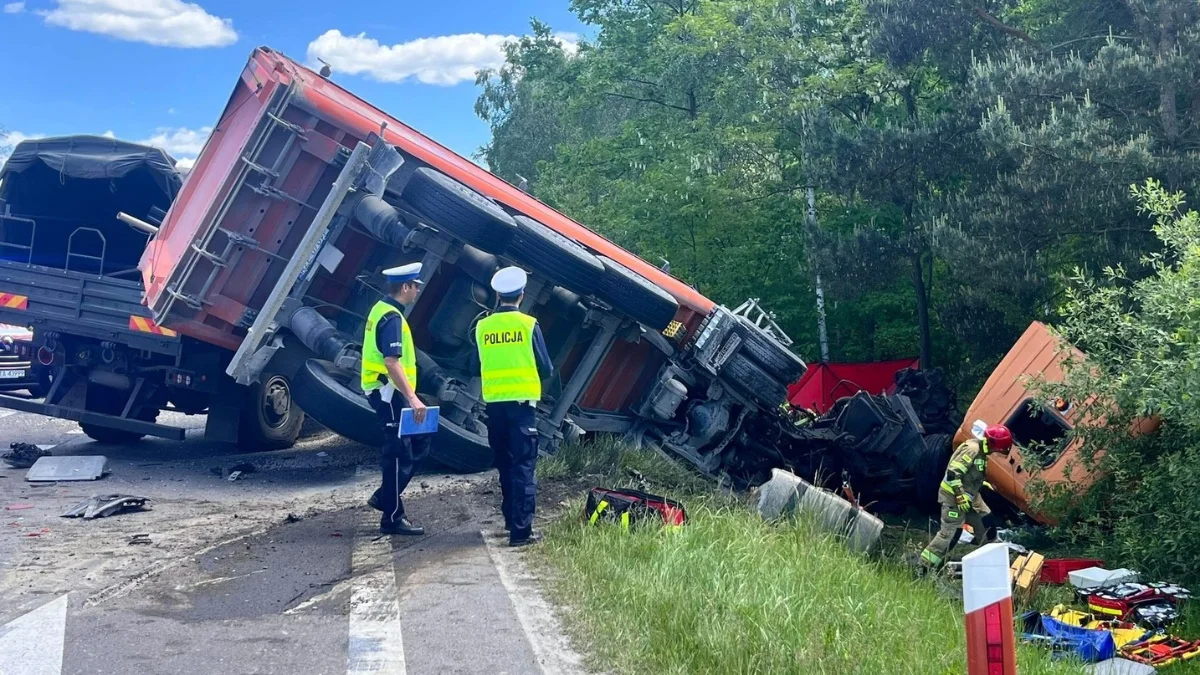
[962,543,1017,675]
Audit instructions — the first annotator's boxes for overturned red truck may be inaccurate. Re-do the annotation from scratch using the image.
[64,46,963,511]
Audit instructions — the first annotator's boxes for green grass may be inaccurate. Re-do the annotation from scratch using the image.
[531,442,1200,674]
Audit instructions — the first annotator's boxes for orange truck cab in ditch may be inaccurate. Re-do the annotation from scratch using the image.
[954,321,1160,523]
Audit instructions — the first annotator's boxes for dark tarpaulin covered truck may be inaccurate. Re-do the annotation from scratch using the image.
[0,136,305,447]
[139,46,946,509]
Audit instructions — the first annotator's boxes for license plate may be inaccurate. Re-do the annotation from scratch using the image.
[0,369,25,380]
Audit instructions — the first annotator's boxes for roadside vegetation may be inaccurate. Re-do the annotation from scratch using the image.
[535,442,1092,674]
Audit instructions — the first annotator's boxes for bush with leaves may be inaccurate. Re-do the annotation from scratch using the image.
[1034,179,1200,583]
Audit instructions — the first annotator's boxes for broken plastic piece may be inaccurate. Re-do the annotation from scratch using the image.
[2,442,51,469]
[26,456,108,482]
[61,494,149,519]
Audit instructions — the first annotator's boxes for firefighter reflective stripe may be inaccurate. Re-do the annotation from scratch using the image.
[0,293,28,310]
[129,316,177,337]
[361,301,416,392]
[621,511,630,530]
[476,311,541,403]
[589,500,609,525]
[941,479,963,495]
[921,549,943,565]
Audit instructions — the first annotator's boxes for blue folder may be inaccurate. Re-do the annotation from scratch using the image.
[398,406,440,437]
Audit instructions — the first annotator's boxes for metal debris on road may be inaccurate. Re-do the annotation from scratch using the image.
[26,455,108,482]
[227,470,244,482]
[61,494,150,519]
[285,513,303,523]
[3,442,51,469]
[128,534,152,545]
[5,503,34,511]
[25,528,50,537]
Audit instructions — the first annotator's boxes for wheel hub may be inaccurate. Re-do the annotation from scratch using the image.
[263,376,291,428]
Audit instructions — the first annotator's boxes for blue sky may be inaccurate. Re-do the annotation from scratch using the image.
[0,0,586,169]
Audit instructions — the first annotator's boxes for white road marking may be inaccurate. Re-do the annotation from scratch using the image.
[347,509,405,675]
[482,532,588,675]
[0,594,68,675]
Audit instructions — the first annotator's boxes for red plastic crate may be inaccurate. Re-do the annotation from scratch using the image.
[1040,558,1104,584]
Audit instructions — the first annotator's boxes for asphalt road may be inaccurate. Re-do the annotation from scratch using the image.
[0,402,585,675]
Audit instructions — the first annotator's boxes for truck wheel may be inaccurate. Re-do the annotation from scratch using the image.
[432,418,494,473]
[734,318,806,384]
[721,353,788,408]
[238,374,305,450]
[915,433,954,507]
[508,216,605,296]
[402,168,517,253]
[80,385,156,444]
[291,359,384,447]
[595,256,679,331]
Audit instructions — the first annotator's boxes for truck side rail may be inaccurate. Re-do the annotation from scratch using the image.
[0,259,181,356]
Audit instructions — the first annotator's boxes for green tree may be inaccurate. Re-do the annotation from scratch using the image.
[1037,180,1200,582]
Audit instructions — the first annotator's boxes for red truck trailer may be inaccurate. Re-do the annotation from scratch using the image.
[138,47,945,509]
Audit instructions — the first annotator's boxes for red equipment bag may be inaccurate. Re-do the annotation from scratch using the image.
[584,488,687,530]
[1041,558,1105,585]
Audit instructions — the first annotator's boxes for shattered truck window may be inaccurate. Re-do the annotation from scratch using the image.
[1005,398,1071,467]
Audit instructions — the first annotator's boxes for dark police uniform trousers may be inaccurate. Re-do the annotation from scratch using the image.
[368,389,432,526]
[486,400,539,539]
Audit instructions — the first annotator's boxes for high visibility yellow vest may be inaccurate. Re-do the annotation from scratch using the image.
[476,311,541,403]
[361,300,416,392]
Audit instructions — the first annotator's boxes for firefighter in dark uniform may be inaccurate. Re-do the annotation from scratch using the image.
[919,424,1014,571]
[362,263,430,536]
[475,266,554,547]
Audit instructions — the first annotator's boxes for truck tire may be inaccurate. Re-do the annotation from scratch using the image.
[916,433,954,506]
[595,256,679,330]
[733,318,806,383]
[510,216,605,296]
[292,359,383,447]
[403,168,517,253]
[238,374,305,450]
[80,384,157,444]
[721,353,788,408]
[431,418,494,473]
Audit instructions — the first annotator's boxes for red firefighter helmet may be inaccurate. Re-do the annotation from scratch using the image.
[984,425,1014,453]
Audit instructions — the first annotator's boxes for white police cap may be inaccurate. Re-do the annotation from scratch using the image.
[491,266,528,298]
[383,262,423,284]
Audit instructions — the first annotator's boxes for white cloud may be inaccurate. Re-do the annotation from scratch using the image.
[307,29,579,86]
[41,0,237,48]
[168,107,177,115]
[139,126,211,158]
[4,2,26,14]
[174,156,195,171]
[101,130,115,138]
[0,131,41,163]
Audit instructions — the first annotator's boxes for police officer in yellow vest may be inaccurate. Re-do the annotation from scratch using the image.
[363,263,430,536]
[475,266,553,547]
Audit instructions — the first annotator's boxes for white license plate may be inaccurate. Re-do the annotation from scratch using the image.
[0,369,26,380]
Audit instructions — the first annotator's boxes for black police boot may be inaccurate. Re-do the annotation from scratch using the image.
[509,531,542,548]
[381,517,424,536]
[367,488,382,512]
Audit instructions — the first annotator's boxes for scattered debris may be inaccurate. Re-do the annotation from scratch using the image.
[754,468,883,554]
[25,528,50,537]
[61,494,149,519]
[128,534,152,546]
[1089,657,1156,675]
[1043,558,1105,585]
[5,503,34,511]
[420,481,431,489]
[1071,567,1141,591]
[316,451,328,457]
[285,513,303,524]
[26,455,108,482]
[227,471,244,482]
[3,442,51,469]
[1011,552,1046,606]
